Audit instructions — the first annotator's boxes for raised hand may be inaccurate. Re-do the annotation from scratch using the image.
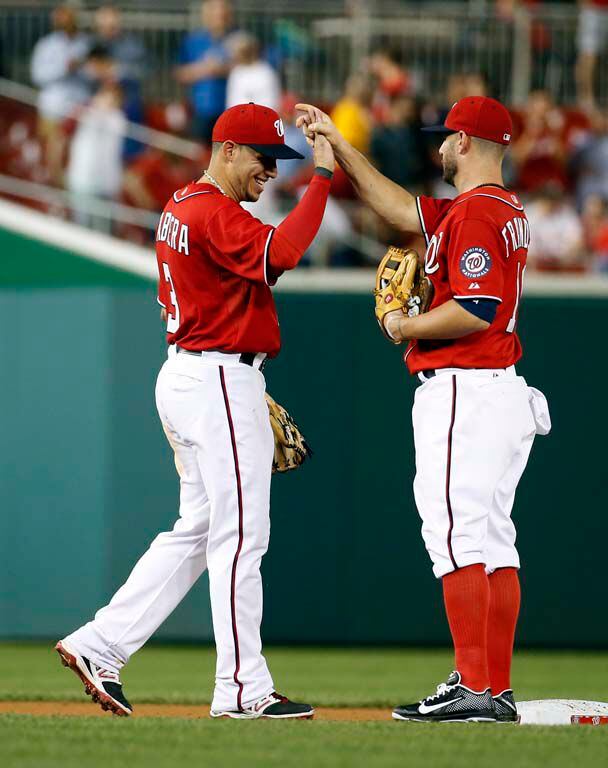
[295,103,343,150]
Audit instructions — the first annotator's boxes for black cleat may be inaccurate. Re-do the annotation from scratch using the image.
[211,691,314,720]
[392,671,497,723]
[55,640,132,716]
[493,689,519,722]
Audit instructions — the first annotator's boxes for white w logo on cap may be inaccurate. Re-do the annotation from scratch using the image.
[274,119,285,137]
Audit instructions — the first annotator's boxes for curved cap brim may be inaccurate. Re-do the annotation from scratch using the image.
[421,125,455,134]
[247,143,305,160]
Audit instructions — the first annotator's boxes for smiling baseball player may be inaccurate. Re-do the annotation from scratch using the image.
[56,103,335,720]
[298,96,551,723]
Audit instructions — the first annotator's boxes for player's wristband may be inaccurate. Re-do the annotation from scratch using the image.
[314,167,333,179]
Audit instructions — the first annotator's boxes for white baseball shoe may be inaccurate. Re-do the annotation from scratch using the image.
[55,639,132,716]
[210,691,314,720]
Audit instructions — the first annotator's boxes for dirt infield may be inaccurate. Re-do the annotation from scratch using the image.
[0,701,391,721]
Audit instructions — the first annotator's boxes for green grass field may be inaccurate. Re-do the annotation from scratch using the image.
[1,643,607,768]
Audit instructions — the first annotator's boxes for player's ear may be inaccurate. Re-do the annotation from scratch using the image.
[457,131,471,156]
[222,141,237,162]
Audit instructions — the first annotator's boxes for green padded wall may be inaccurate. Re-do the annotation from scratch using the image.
[1,227,606,647]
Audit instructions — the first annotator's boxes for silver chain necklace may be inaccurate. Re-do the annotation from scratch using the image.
[203,170,228,196]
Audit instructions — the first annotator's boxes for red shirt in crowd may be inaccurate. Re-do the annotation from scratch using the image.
[405,185,530,373]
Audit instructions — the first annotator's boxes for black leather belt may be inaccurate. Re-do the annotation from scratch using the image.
[420,367,506,380]
[176,346,265,370]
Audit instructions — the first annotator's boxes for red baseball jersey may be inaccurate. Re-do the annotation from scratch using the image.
[156,182,282,356]
[405,185,530,373]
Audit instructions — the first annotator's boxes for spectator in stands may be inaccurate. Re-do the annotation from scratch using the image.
[122,148,196,217]
[228,33,282,224]
[66,82,126,231]
[174,0,236,143]
[92,5,146,127]
[367,45,412,101]
[225,33,281,111]
[30,4,91,184]
[370,95,428,193]
[495,1,553,92]
[330,73,373,155]
[462,72,488,98]
[571,109,608,209]
[581,193,608,270]
[367,45,414,122]
[576,0,608,112]
[511,89,568,193]
[526,185,587,271]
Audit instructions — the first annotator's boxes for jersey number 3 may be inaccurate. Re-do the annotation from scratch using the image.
[162,263,180,333]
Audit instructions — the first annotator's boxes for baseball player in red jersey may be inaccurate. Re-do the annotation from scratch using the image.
[56,103,335,719]
[298,96,551,722]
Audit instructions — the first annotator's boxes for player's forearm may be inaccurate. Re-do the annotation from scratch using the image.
[333,138,419,233]
[388,300,490,342]
[268,170,332,270]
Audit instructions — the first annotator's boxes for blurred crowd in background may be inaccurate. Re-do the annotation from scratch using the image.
[3,0,608,271]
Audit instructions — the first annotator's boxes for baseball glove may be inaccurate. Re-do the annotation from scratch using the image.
[266,393,313,473]
[373,246,434,343]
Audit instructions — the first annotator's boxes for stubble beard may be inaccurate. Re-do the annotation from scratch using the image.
[442,157,457,187]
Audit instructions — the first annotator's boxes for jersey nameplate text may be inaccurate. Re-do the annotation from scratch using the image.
[156,212,190,255]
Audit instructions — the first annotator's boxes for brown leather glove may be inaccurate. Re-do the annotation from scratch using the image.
[266,393,313,473]
[373,246,434,343]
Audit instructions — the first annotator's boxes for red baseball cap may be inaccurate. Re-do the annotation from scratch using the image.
[212,102,304,160]
[422,96,513,145]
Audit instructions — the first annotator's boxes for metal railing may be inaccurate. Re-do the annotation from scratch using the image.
[0,76,203,240]
[0,2,602,106]
[0,172,160,233]
[0,78,200,158]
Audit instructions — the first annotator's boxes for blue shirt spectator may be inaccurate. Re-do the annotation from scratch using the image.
[175,0,236,143]
[93,6,146,92]
[179,31,230,118]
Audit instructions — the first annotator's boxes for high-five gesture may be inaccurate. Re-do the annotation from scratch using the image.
[295,103,343,150]
[296,102,422,235]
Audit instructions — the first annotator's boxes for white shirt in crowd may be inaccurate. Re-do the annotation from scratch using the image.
[66,99,127,199]
[226,61,281,112]
[526,200,584,267]
[30,31,91,120]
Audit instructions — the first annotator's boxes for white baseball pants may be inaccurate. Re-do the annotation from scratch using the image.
[66,349,275,711]
[412,367,540,579]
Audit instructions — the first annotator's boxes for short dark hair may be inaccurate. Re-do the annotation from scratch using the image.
[471,136,507,160]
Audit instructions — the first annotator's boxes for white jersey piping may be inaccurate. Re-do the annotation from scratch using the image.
[453,294,502,302]
[416,197,430,246]
[452,192,525,212]
[263,228,275,286]
[172,190,212,204]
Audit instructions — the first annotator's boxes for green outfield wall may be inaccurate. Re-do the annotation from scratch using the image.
[1,225,606,648]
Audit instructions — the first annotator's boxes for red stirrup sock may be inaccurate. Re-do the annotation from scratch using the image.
[442,563,490,692]
[487,567,521,695]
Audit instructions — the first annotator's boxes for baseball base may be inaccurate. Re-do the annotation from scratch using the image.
[517,699,608,725]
